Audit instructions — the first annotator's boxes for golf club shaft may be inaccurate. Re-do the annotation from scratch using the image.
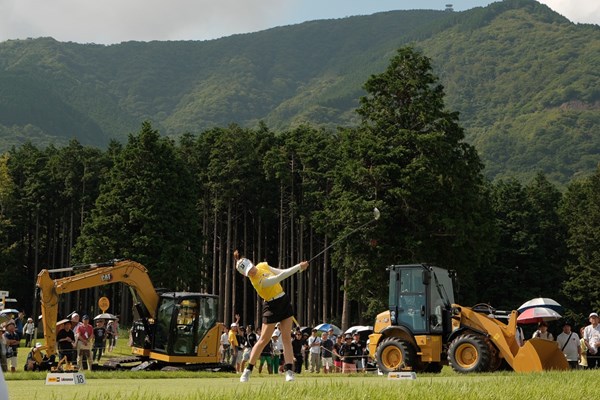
[308,218,376,263]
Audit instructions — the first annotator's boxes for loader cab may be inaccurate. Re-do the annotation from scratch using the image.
[152,293,218,356]
[388,264,454,335]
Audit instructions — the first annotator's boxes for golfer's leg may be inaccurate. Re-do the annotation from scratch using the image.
[248,323,276,366]
[279,317,294,365]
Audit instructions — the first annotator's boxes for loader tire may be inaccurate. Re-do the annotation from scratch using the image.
[448,334,491,373]
[375,337,416,373]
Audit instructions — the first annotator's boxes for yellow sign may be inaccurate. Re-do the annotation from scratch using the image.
[98,297,110,313]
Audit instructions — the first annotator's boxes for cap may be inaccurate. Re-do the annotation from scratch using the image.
[562,320,572,326]
[344,333,353,339]
[230,322,238,328]
[82,315,90,320]
[236,258,254,276]
[35,342,42,348]
[5,319,15,327]
[590,313,599,319]
[27,317,33,322]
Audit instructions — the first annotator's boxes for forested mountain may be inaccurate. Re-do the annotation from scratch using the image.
[0,0,598,184]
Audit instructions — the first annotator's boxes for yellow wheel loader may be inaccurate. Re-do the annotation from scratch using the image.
[368,264,568,373]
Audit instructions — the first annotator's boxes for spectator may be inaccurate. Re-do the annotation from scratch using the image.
[271,332,282,374]
[24,317,35,347]
[75,315,93,371]
[532,321,553,340]
[228,322,240,370]
[220,325,230,363]
[92,319,107,364]
[15,312,25,339]
[308,328,321,373]
[584,312,600,368]
[220,326,231,364]
[57,320,76,363]
[333,335,343,373]
[353,332,365,373]
[258,337,273,374]
[328,327,337,342]
[0,323,7,372]
[109,317,119,352]
[321,331,334,374]
[339,333,359,373]
[24,343,55,371]
[106,321,114,352]
[291,330,305,373]
[302,332,310,370]
[236,326,247,372]
[70,313,81,333]
[241,325,257,371]
[580,327,588,369]
[556,321,580,369]
[3,320,20,372]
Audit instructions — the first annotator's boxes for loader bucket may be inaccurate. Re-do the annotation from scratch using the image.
[511,338,568,372]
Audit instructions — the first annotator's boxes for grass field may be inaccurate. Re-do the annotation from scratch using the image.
[4,334,600,399]
[6,369,600,400]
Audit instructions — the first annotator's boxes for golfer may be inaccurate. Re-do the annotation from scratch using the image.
[235,250,309,382]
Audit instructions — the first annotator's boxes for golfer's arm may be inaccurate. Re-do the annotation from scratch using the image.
[261,264,302,287]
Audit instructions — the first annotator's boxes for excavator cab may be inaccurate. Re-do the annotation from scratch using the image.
[152,293,218,356]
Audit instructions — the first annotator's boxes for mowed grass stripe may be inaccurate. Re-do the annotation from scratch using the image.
[6,370,600,400]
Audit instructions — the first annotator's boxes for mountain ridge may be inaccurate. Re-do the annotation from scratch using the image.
[0,0,598,184]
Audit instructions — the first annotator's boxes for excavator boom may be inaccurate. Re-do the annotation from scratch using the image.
[36,260,159,359]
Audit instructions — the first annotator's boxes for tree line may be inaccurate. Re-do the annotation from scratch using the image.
[0,48,597,330]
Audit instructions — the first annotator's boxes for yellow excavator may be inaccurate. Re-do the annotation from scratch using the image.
[368,264,568,373]
[35,259,230,371]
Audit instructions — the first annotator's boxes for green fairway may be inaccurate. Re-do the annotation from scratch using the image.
[6,336,600,399]
[6,369,600,400]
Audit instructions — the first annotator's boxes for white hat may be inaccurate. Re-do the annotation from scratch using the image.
[589,312,599,319]
[231,322,238,328]
[236,258,254,276]
[35,342,42,348]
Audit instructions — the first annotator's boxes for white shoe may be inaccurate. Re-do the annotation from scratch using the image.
[285,370,295,382]
[240,369,251,383]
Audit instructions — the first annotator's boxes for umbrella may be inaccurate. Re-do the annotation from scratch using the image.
[56,318,70,326]
[517,306,562,324]
[94,313,117,321]
[298,326,312,336]
[517,298,562,313]
[0,309,19,317]
[344,325,373,341]
[344,325,373,335]
[314,323,342,336]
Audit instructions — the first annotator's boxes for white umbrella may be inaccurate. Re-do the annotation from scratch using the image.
[344,325,373,335]
[517,307,562,324]
[0,309,19,317]
[517,298,562,313]
[94,313,117,321]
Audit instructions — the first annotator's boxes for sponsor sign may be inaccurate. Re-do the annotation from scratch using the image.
[45,373,86,385]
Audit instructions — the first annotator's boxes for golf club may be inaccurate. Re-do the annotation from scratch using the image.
[308,207,380,263]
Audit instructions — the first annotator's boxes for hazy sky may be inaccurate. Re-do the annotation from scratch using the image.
[0,0,598,44]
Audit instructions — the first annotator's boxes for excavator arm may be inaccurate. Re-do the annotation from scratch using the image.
[36,259,159,360]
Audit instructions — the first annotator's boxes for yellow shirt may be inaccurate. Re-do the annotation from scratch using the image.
[228,329,238,347]
[249,262,284,301]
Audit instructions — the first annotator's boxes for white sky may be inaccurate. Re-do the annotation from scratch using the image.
[0,0,598,44]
